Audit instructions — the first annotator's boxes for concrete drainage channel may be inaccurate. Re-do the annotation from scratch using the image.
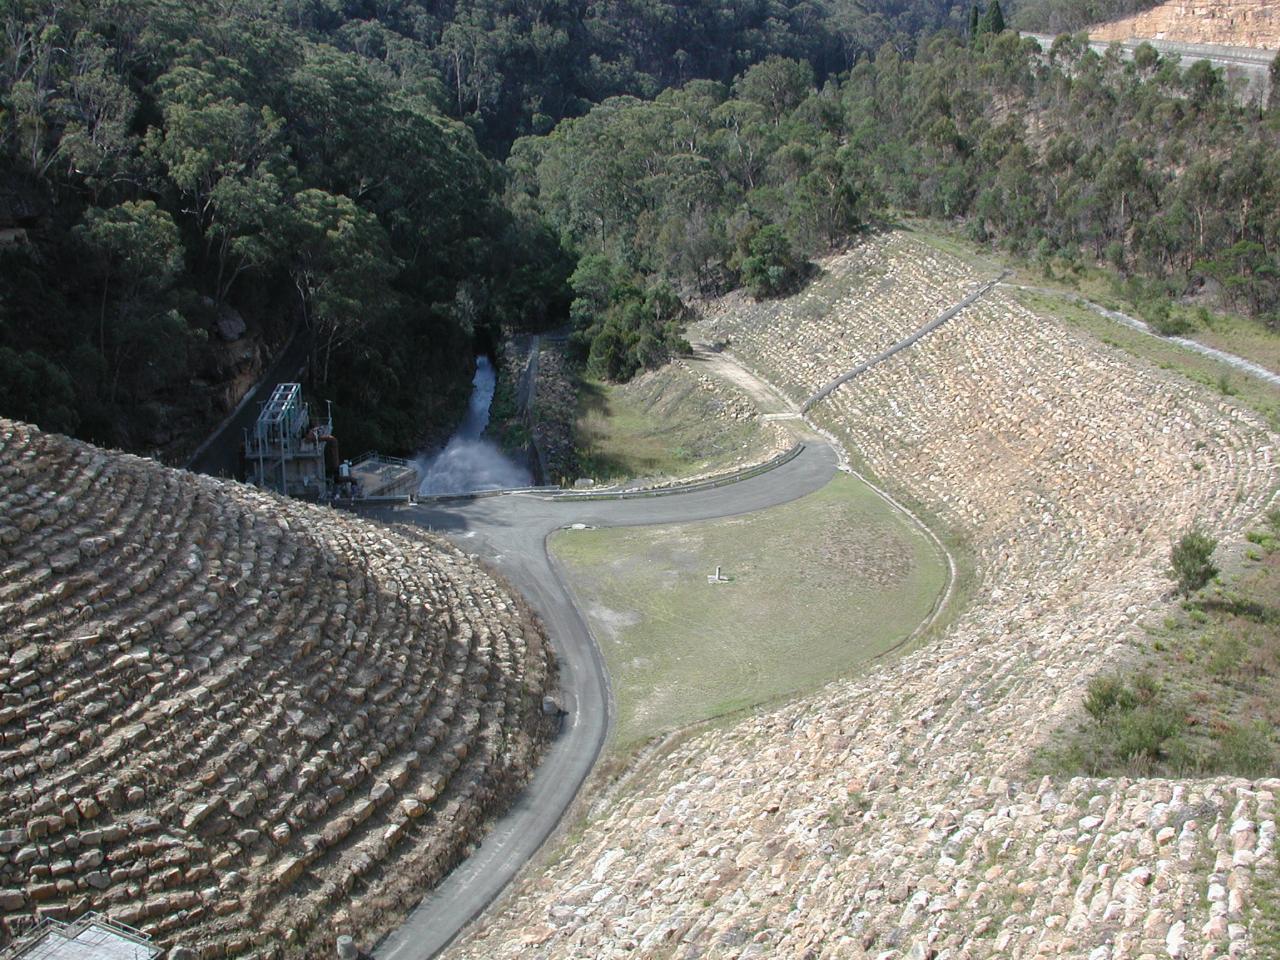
[801,274,1005,413]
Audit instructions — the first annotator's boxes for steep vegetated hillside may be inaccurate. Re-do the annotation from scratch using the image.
[0,0,572,460]
[271,0,975,154]
[0,417,557,952]
[0,0,977,461]
[571,358,791,487]
[514,30,1280,378]
[455,231,1279,960]
[1010,0,1166,34]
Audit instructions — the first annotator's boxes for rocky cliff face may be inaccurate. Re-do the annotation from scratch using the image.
[1092,0,1280,49]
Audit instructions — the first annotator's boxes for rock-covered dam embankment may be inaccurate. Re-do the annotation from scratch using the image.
[454,233,1279,960]
[0,419,557,956]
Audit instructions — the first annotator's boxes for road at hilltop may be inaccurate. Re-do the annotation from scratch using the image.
[365,346,844,960]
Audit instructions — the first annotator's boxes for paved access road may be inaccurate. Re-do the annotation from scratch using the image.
[366,370,839,959]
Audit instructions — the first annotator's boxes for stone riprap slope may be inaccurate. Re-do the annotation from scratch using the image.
[454,236,1279,959]
[0,420,556,956]
[699,232,980,406]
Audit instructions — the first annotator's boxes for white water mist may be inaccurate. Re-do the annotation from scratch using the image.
[417,356,533,495]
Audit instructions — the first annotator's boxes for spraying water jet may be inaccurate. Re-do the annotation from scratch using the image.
[416,356,533,495]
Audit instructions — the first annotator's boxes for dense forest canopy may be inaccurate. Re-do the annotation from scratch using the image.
[2,0,1278,460]
[0,0,973,456]
[286,0,974,152]
[1008,0,1166,34]
[515,30,1280,373]
[0,0,570,454]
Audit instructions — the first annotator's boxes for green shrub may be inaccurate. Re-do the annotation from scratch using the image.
[1206,632,1246,678]
[738,225,806,300]
[1084,674,1137,721]
[0,347,80,435]
[1216,722,1274,777]
[1112,706,1184,767]
[1079,672,1185,773]
[1148,308,1195,336]
[1170,528,1219,597]
[1131,671,1160,704]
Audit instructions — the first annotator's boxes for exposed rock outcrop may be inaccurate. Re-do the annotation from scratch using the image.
[1092,0,1280,49]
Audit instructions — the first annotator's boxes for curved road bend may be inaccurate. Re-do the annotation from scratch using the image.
[366,434,839,960]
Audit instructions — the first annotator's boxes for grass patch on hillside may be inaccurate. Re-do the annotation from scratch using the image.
[552,473,947,752]
[574,365,771,484]
[1036,509,1280,779]
[1192,312,1280,377]
[907,226,1006,276]
[1013,288,1280,430]
[1253,860,1280,957]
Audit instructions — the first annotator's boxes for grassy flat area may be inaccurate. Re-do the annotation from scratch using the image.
[575,365,772,484]
[552,474,947,751]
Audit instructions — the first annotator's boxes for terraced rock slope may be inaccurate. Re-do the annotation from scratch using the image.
[455,232,1279,959]
[0,419,557,956]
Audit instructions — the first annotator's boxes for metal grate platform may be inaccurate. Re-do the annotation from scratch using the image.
[3,913,159,960]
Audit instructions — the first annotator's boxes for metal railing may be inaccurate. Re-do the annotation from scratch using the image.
[351,451,413,469]
[2,911,157,959]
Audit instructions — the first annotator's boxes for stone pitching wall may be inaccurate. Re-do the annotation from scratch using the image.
[0,421,557,957]
[453,234,1279,960]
